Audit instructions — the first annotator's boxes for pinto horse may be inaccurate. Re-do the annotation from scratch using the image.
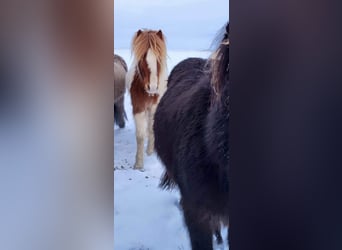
[126,29,168,170]
[154,23,229,250]
[114,54,128,128]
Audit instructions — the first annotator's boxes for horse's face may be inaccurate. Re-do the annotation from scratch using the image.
[133,30,165,95]
[137,50,160,95]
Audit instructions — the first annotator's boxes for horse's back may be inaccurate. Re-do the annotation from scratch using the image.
[114,54,127,71]
[167,57,207,88]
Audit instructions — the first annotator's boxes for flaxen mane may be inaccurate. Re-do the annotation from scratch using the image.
[131,30,167,73]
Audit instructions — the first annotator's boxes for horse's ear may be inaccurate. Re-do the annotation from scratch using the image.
[137,30,142,37]
[157,30,163,39]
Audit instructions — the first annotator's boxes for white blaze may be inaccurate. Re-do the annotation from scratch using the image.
[146,49,158,93]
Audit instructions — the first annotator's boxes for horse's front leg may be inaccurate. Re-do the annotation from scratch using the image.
[133,111,147,170]
[146,104,157,155]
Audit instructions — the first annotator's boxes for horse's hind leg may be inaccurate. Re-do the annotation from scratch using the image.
[146,104,156,155]
[182,204,213,250]
[133,111,147,170]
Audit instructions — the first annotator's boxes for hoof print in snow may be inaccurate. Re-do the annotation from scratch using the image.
[145,176,149,179]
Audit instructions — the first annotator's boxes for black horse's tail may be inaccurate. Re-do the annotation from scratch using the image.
[159,171,177,190]
[114,104,119,125]
[114,102,127,128]
[114,105,127,119]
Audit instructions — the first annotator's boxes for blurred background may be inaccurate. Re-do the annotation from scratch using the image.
[114,0,228,50]
[0,0,113,250]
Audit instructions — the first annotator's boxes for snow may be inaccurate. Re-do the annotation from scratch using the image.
[114,49,228,250]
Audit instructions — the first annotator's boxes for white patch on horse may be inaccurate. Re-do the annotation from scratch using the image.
[125,59,137,91]
[133,111,147,170]
[146,49,158,94]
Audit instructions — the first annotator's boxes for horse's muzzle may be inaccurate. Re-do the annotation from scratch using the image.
[145,90,159,97]
[145,88,159,96]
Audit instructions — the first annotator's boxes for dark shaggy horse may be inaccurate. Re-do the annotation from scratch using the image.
[154,23,229,250]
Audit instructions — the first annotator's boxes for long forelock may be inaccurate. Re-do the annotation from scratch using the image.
[131,30,167,68]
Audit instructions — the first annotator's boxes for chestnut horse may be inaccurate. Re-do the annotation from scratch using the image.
[126,29,168,170]
[114,54,128,128]
[154,23,229,250]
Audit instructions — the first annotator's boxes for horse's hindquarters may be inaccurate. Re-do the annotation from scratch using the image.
[114,62,126,103]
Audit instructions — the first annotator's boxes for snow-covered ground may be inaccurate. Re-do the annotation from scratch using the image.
[114,49,228,250]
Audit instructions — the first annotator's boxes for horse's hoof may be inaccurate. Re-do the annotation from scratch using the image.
[133,164,144,171]
[146,148,154,156]
[118,121,125,128]
[134,167,145,172]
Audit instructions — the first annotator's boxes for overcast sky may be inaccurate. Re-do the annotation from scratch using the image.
[114,0,229,50]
